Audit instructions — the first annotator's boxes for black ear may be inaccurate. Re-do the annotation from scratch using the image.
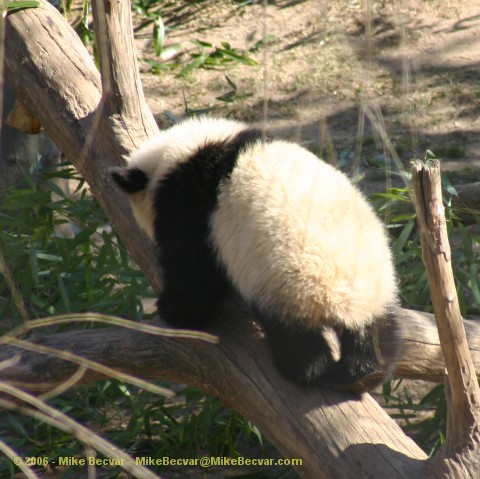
[110,166,149,194]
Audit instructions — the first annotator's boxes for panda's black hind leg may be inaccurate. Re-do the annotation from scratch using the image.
[320,312,402,392]
[319,327,387,391]
[255,314,340,387]
[256,309,401,392]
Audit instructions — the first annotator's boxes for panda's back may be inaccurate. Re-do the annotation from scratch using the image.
[210,140,397,331]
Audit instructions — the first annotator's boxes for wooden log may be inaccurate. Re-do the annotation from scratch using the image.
[411,161,480,477]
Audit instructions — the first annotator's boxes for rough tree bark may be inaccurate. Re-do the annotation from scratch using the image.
[2,308,480,391]
[2,0,478,477]
[412,161,480,477]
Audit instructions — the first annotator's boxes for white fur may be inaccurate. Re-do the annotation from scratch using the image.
[128,116,249,183]
[126,117,249,239]
[210,140,397,331]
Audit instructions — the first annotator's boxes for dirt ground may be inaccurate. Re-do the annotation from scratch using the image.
[138,0,480,191]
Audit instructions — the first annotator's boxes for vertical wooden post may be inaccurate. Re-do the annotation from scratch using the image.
[411,160,480,475]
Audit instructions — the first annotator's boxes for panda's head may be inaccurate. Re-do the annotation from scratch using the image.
[110,116,250,238]
[110,165,155,238]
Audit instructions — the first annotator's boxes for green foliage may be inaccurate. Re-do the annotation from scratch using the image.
[131,1,261,78]
[69,0,261,113]
[117,386,265,459]
[0,382,273,477]
[144,39,259,78]
[381,381,446,456]
[132,0,166,56]
[371,176,480,316]
[133,0,163,15]
[76,0,95,50]
[4,1,40,14]
[0,163,147,322]
[216,75,239,103]
[177,40,258,77]
[370,186,428,310]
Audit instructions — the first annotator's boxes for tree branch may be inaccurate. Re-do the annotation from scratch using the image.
[1,307,479,387]
[4,0,161,291]
[0,304,433,478]
[412,161,480,476]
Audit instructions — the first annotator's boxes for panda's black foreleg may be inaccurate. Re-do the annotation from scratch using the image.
[156,249,231,330]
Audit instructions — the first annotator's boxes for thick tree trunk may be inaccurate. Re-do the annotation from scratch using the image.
[3,308,480,391]
[1,305,480,475]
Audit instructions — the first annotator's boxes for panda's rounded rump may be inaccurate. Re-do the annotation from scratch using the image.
[210,140,397,332]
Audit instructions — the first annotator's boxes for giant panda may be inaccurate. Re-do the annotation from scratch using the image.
[110,116,401,392]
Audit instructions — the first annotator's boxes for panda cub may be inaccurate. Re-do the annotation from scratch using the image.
[111,116,401,392]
